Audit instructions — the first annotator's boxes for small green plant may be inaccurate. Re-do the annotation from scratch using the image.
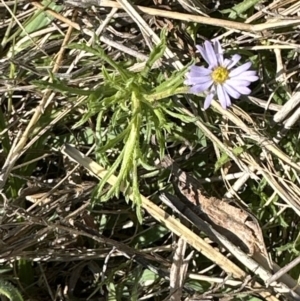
[67,32,193,221]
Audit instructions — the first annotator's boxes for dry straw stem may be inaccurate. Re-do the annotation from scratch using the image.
[247,96,282,112]
[115,0,300,216]
[0,9,77,190]
[64,0,300,32]
[273,91,300,123]
[169,238,188,301]
[116,0,182,70]
[61,144,284,301]
[31,1,81,30]
[212,101,300,174]
[247,0,299,22]
[159,177,300,298]
[260,170,300,216]
[217,0,299,40]
[266,256,300,287]
[176,102,300,214]
[209,102,300,214]
[282,106,300,130]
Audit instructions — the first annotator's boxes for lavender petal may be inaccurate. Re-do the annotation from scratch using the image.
[234,85,251,95]
[196,45,211,66]
[234,71,259,82]
[229,62,252,77]
[236,70,257,77]
[213,40,224,65]
[217,85,231,109]
[188,66,212,77]
[226,54,242,69]
[226,79,252,87]
[190,80,213,94]
[204,93,214,110]
[184,75,212,85]
[226,96,232,107]
[203,41,218,68]
[223,83,241,99]
[227,79,253,95]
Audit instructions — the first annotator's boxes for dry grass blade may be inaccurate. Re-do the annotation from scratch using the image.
[60,144,245,276]
[65,0,300,32]
[116,0,183,69]
[1,0,299,299]
[273,91,300,123]
[197,101,300,215]
[0,13,76,189]
[174,102,258,178]
[61,143,297,301]
[31,1,80,30]
[169,238,188,301]
[176,0,210,15]
[266,256,300,287]
[260,170,300,216]
[211,101,300,174]
[160,192,300,301]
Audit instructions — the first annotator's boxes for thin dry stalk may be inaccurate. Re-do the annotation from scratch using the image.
[61,143,290,301]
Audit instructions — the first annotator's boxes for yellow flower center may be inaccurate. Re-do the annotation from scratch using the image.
[211,66,229,84]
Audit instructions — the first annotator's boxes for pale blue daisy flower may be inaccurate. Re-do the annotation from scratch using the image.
[184,40,258,109]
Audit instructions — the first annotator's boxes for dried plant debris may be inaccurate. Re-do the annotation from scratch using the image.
[0,0,300,300]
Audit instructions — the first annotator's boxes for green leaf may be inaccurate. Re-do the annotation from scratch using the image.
[151,63,191,94]
[32,79,92,96]
[165,108,198,123]
[21,0,62,37]
[0,280,24,301]
[68,43,132,80]
[214,145,251,172]
[140,28,167,78]
[139,269,159,286]
[107,282,117,301]
[0,107,10,154]
[79,128,95,145]
[130,225,169,247]
[220,0,260,19]
[97,128,129,153]
[95,147,125,200]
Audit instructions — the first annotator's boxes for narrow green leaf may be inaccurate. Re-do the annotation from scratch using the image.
[139,269,158,286]
[0,280,24,301]
[214,145,250,172]
[221,0,260,19]
[68,43,131,80]
[140,28,167,78]
[96,147,125,200]
[21,0,62,37]
[131,225,169,247]
[165,108,197,123]
[32,80,92,96]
